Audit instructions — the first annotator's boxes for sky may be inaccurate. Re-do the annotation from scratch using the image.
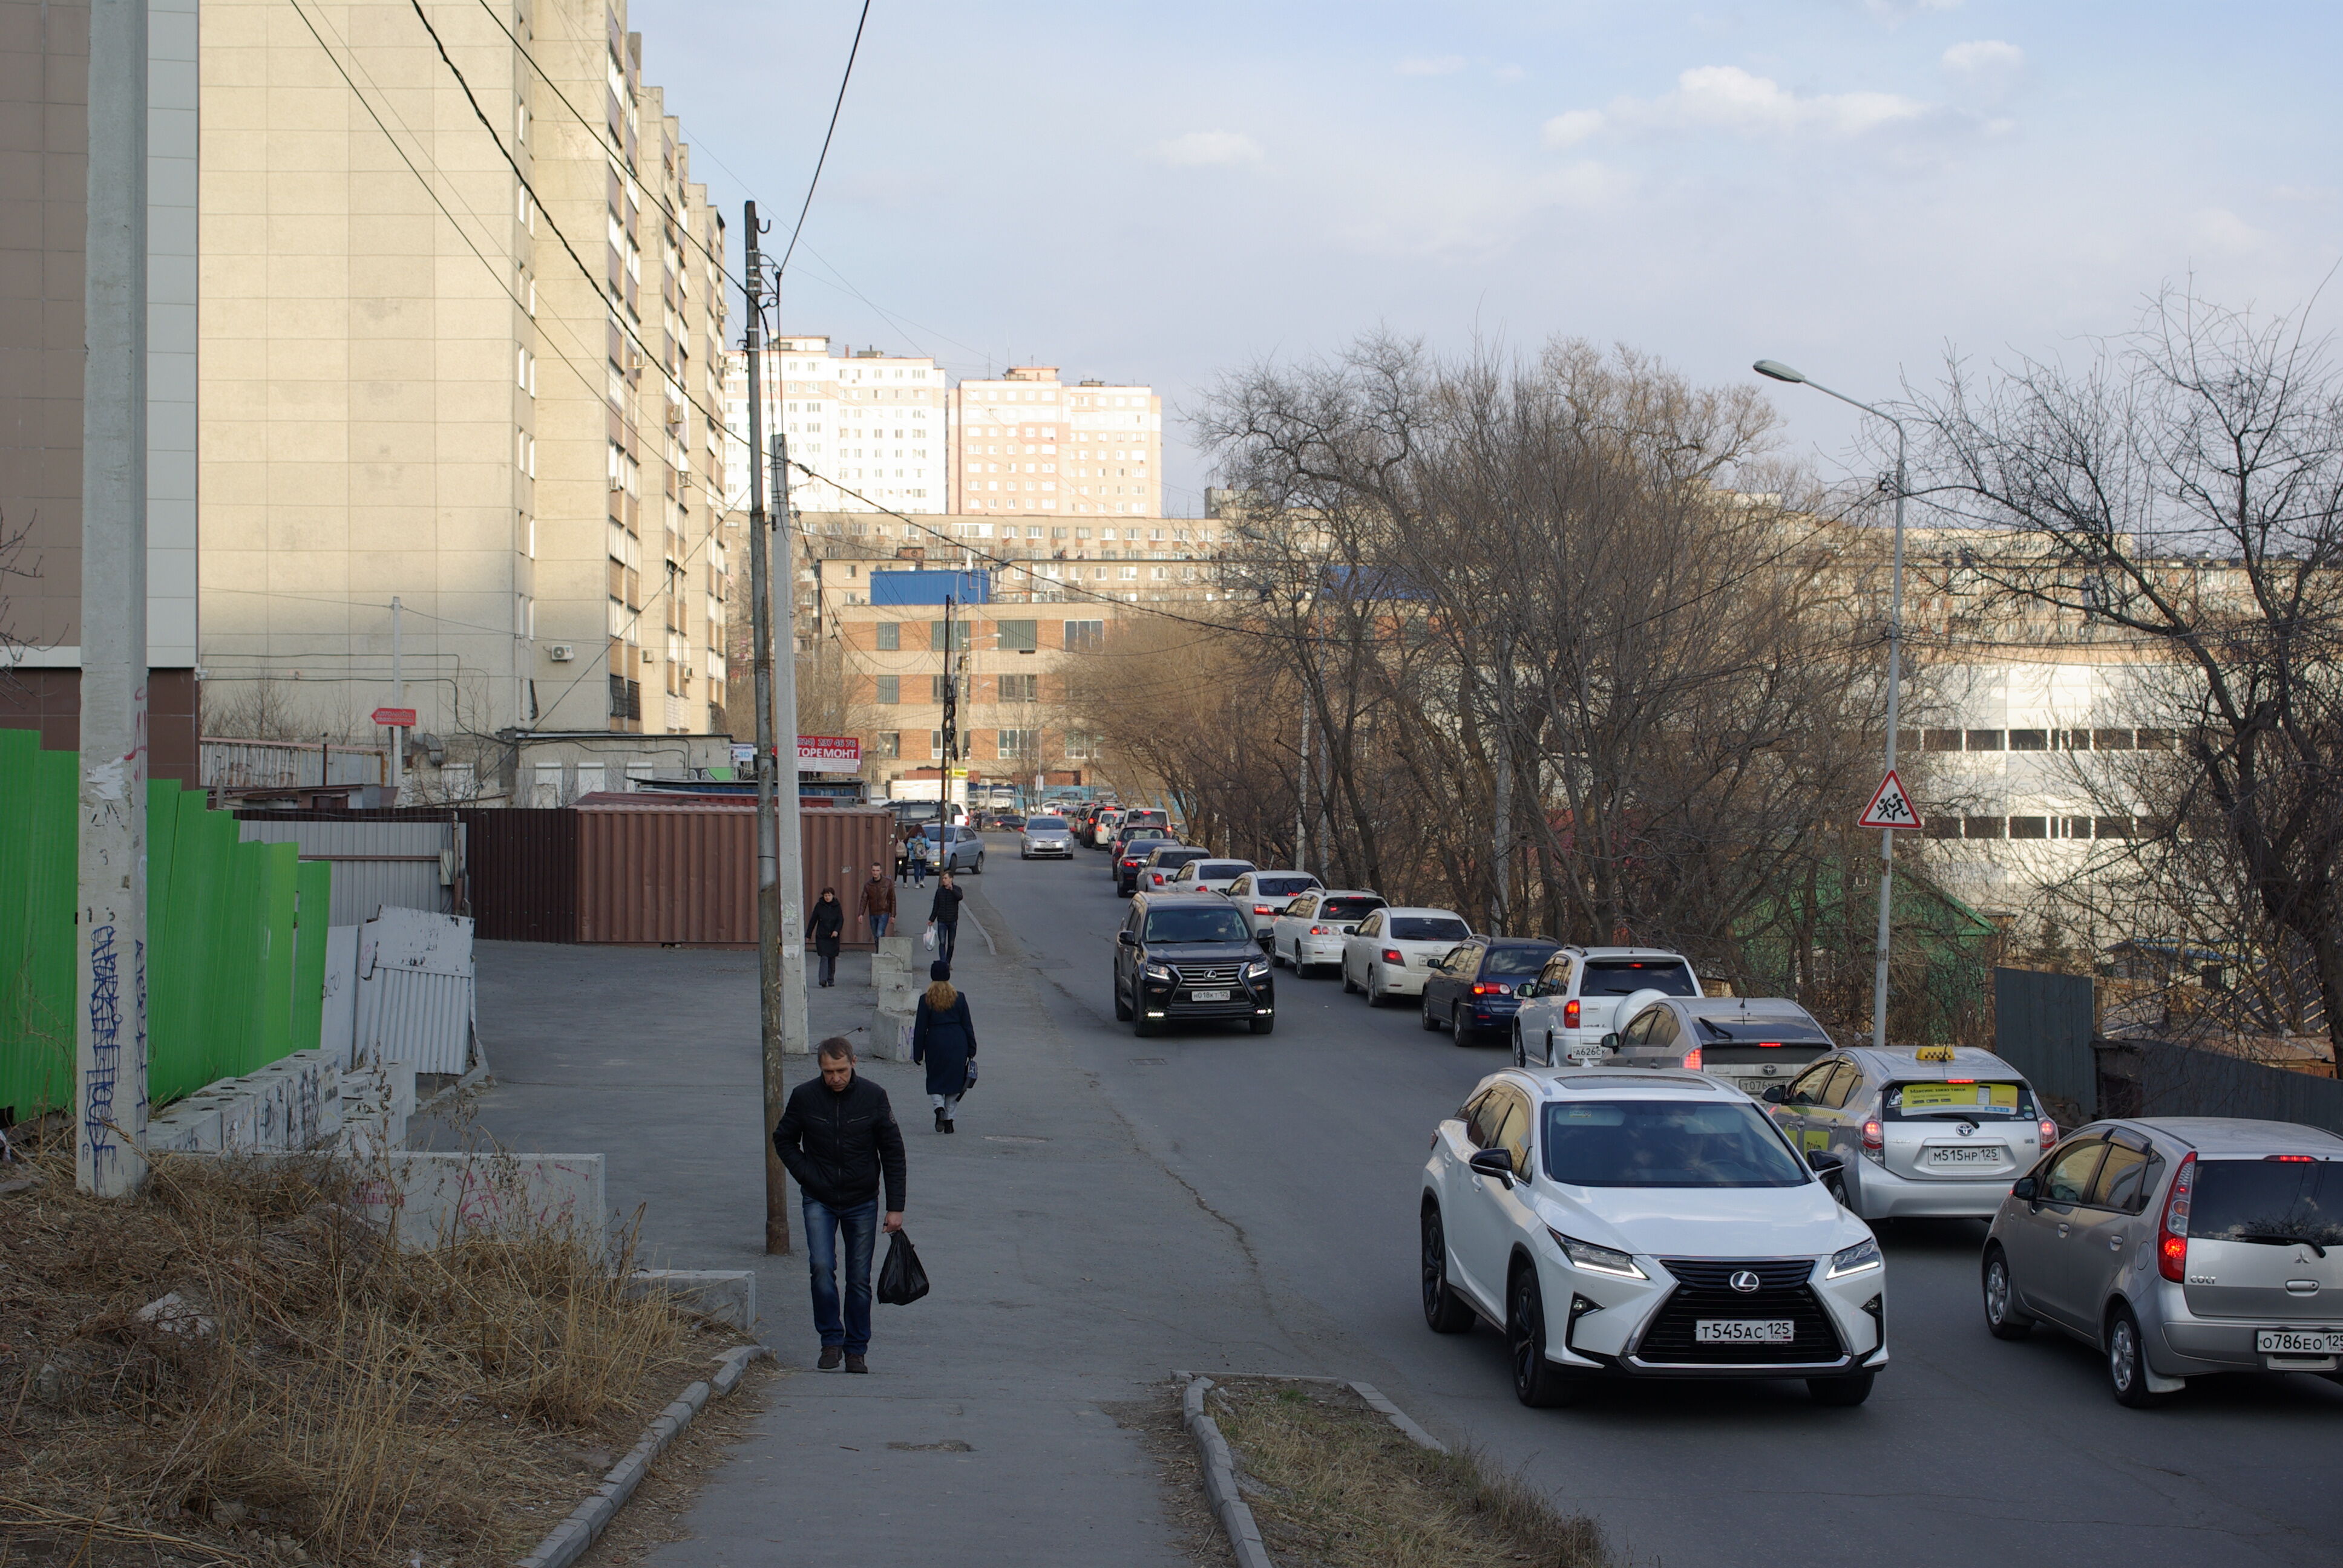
[624,0,2343,515]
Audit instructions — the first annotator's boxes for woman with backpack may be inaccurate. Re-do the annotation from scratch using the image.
[911,960,976,1133]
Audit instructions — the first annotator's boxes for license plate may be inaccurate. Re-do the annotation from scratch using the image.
[2258,1330,2343,1354]
[1696,1319,1794,1344]
[1925,1146,2006,1166]
[1188,988,1231,1002]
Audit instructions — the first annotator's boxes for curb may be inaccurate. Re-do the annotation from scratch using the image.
[515,1343,772,1568]
[1172,1371,1450,1568]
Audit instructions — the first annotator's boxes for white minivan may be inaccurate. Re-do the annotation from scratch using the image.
[1512,947,1702,1067]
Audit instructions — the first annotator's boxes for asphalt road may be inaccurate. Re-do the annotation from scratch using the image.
[970,838,2343,1568]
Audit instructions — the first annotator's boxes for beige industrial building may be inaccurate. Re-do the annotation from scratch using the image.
[194,0,731,798]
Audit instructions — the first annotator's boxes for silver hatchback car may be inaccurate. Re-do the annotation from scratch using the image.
[1984,1117,2343,1405]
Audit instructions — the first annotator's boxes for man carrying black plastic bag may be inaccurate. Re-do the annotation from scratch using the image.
[773,1037,906,1374]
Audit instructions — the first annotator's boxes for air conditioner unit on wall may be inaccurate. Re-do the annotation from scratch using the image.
[548,644,575,662]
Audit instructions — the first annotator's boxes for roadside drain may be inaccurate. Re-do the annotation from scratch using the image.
[1129,1056,1167,1065]
[984,1134,1050,1143]
[887,1440,974,1452]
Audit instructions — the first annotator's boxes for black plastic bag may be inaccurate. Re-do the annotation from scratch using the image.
[876,1229,930,1305]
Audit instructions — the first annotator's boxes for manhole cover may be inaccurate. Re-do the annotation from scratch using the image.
[1129,1057,1167,1065]
[984,1134,1049,1144]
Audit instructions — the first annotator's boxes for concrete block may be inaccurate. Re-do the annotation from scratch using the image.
[350,1151,606,1253]
[871,1003,916,1062]
[628,1269,757,1331]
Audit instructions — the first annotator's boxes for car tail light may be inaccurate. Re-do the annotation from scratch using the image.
[1254,904,1273,915]
[1472,982,1508,996]
[2158,1152,2197,1282]
[1564,999,1580,1029]
[1682,1047,1703,1070]
[1309,924,1332,936]
[1382,949,1403,964]
[1861,1120,1884,1163]
[2037,1119,2057,1145]
[2266,1154,2316,1162]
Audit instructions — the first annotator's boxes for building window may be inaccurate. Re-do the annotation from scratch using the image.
[1064,731,1101,760]
[996,619,1038,653]
[930,621,971,652]
[1963,816,2005,839]
[876,732,901,759]
[876,622,899,652]
[2007,815,2049,838]
[1965,730,2005,751]
[2008,730,2048,751]
[1064,619,1103,651]
[998,673,1038,702]
[929,730,945,760]
[876,675,899,704]
[997,729,1033,760]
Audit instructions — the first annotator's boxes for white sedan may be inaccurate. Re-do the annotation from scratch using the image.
[1227,871,1323,947]
[1420,1067,1886,1408]
[1268,890,1386,976]
[1340,906,1470,1004]
[1165,857,1257,895]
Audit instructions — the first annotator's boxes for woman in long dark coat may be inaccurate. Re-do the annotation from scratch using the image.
[807,886,845,987]
[911,960,976,1133]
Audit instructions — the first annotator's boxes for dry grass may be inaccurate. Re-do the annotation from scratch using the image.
[0,1131,732,1568]
[1200,1379,1617,1568]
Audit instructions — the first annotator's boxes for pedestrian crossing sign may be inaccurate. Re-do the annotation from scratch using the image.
[1858,770,1922,831]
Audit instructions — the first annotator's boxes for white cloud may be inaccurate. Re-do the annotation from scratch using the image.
[1865,0,1963,18]
[1547,66,1931,148]
[1941,38,2025,99]
[1152,131,1265,168]
[1398,54,1465,76]
[2190,207,2270,255]
[1542,108,1605,148]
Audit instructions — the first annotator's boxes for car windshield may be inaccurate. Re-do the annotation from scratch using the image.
[1027,817,1066,831]
[1883,1080,2035,1120]
[1320,897,1385,921]
[1485,946,1556,976]
[2190,1158,2343,1247]
[1144,905,1253,944]
[1390,916,1470,941]
[1579,959,1699,996]
[1542,1100,1809,1187]
[1257,876,1319,897]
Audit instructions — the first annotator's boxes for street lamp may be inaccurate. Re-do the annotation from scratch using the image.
[1755,358,1909,1052]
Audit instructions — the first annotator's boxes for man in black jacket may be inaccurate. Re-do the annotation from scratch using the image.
[772,1038,907,1373]
[926,870,965,964]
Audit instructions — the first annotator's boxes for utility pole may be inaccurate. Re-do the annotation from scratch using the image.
[772,433,809,1062]
[744,204,790,1255]
[939,593,958,832]
[389,595,404,803]
[76,0,149,1197]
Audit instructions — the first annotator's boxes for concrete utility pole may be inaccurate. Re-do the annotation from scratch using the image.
[76,0,150,1196]
[939,593,958,832]
[389,595,404,803]
[744,204,791,1254]
[772,433,809,1062]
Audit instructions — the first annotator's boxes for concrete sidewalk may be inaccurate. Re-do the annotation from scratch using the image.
[434,887,1299,1564]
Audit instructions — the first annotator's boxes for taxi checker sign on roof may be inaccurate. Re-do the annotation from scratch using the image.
[1856,769,1922,831]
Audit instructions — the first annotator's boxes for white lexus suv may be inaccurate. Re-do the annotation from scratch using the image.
[1420,1067,1888,1407]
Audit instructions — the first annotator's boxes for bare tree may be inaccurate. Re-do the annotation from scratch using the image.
[1912,289,2343,1063]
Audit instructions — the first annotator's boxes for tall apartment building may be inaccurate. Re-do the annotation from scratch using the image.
[0,0,202,780]
[949,367,1161,517]
[197,0,730,795]
[720,337,946,515]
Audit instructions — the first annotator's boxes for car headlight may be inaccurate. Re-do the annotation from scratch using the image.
[1547,1228,1647,1279]
[1243,959,1270,980]
[1143,962,1174,982]
[1827,1237,1882,1278]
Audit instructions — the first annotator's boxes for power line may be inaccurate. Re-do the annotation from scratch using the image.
[776,0,871,277]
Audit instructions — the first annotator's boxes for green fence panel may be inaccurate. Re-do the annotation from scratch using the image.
[0,731,76,1121]
[256,840,299,1065]
[292,860,332,1061]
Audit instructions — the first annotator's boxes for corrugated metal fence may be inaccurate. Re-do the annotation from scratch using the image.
[203,737,384,791]
[1993,967,2098,1122]
[236,817,461,926]
[2097,1039,2343,1137]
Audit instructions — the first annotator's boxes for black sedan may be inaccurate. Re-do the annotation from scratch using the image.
[1420,938,1562,1046]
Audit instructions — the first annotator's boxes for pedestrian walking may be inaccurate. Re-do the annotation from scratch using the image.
[926,869,963,965]
[895,825,914,883]
[859,863,896,941]
[807,887,845,987]
[911,960,977,1134]
[772,1037,906,1374]
[908,828,931,887]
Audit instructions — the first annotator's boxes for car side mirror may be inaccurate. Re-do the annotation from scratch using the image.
[1116,930,1137,947]
[1806,1150,1844,1174]
[1760,1085,1787,1104]
[1601,1033,1620,1051]
[1467,1148,1515,1188]
[1518,981,1541,998]
[2010,1175,2038,1202]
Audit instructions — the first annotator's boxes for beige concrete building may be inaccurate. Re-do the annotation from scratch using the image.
[949,365,1161,518]
[721,336,946,516]
[196,0,729,797]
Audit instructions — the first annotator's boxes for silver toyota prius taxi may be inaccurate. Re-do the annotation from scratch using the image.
[1421,1067,1887,1407]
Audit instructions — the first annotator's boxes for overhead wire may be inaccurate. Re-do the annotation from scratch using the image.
[775,0,872,278]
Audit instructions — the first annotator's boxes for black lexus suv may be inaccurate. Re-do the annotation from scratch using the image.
[1113,892,1276,1037]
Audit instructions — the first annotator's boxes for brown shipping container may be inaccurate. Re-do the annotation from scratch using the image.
[572,801,896,949]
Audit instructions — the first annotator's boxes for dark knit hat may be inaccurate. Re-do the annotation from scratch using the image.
[929,960,952,982]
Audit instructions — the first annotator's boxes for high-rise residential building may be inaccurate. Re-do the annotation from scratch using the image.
[949,367,1162,518]
[0,0,203,780]
[721,337,946,516]
[196,0,730,794]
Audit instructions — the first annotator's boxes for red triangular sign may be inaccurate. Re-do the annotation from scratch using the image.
[1858,769,1922,831]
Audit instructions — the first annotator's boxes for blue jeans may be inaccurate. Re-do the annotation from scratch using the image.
[802,1195,878,1353]
[871,912,891,939]
[934,921,958,964]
